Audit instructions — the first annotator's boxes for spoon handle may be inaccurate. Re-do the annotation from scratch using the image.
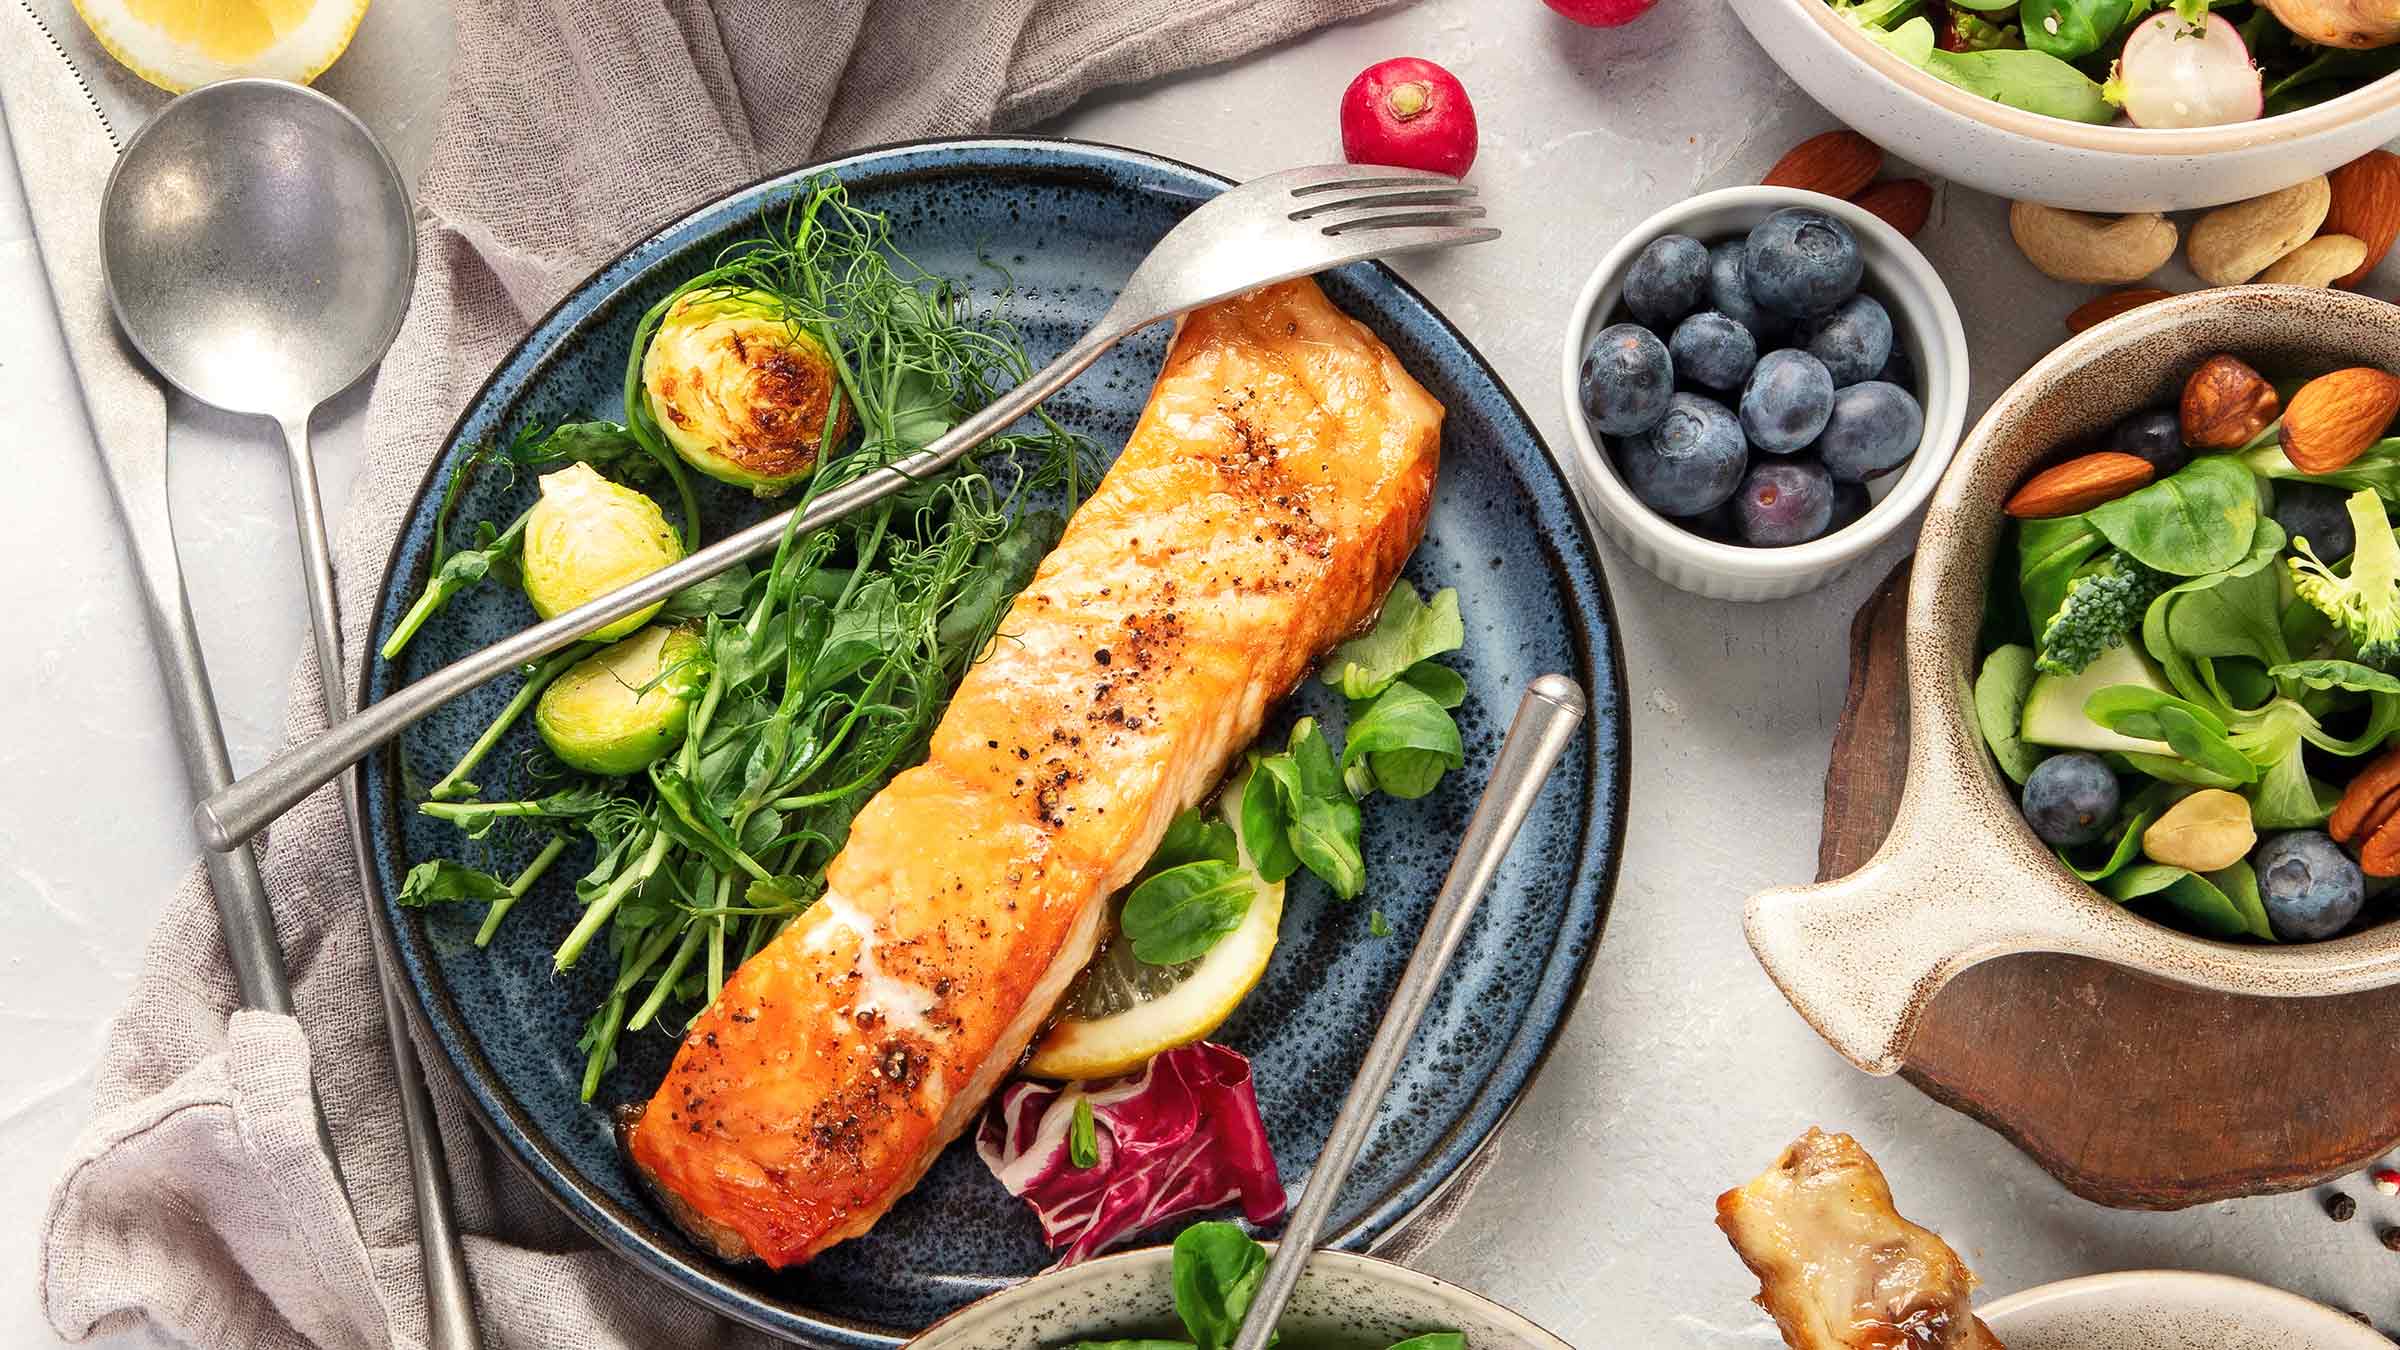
[278,414,487,1350]
[1229,675,1587,1350]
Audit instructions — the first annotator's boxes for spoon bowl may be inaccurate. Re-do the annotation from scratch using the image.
[100,77,412,418]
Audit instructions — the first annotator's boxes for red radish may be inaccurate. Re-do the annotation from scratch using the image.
[1543,0,1658,27]
[1339,57,1478,177]
[2114,13,2262,128]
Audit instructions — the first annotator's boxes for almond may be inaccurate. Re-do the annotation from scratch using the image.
[1762,130,1883,198]
[2003,451,2155,518]
[2065,288,2174,334]
[2329,746,2400,843]
[1851,178,1933,238]
[2325,149,2400,287]
[2181,353,2281,450]
[2282,367,2400,473]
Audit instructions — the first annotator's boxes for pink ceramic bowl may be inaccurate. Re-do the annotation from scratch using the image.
[1746,286,2400,1075]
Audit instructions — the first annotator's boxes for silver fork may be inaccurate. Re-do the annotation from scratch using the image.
[196,163,1495,849]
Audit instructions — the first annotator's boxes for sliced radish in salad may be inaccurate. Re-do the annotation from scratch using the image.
[2112,13,2264,128]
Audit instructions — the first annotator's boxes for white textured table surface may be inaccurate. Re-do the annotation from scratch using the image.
[7,4,2399,1347]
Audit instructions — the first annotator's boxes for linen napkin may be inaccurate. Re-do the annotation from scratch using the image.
[35,1,1459,1347]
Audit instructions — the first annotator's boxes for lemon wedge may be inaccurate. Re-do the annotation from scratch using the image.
[1027,801,1283,1081]
[74,0,367,92]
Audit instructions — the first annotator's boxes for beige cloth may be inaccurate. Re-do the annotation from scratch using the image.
[34,1,1473,1348]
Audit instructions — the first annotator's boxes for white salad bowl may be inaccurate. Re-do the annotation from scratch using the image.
[1728,0,2400,212]
[1746,286,2400,1076]
[1561,186,1971,603]
[903,1245,1572,1349]
[1982,1270,2389,1348]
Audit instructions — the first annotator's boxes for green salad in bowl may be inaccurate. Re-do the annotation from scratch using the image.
[1833,0,2400,127]
[1975,354,2400,943]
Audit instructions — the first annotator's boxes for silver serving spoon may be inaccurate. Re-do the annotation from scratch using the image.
[101,79,483,1350]
[1230,675,1586,1350]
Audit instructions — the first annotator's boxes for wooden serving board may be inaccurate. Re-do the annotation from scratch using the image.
[1819,558,2400,1209]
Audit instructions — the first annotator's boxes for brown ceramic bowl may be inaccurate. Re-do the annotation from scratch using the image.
[1746,287,2400,1075]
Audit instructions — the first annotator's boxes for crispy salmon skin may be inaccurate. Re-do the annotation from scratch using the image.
[626,278,1444,1267]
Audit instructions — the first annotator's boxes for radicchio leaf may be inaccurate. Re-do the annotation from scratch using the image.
[976,1042,1285,1267]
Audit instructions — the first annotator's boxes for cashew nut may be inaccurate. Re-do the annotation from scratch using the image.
[2187,176,2333,286]
[2257,233,2372,286]
[2007,202,2179,284]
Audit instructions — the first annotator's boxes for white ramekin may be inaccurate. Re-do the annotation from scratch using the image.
[1558,186,1970,603]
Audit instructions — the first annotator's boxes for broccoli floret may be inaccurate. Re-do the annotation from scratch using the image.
[2290,489,2400,671]
[2036,552,2170,675]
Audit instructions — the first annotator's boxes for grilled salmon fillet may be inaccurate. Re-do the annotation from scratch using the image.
[1717,1130,2005,1350]
[626,278,1443,1268]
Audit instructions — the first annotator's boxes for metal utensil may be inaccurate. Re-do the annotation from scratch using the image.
[1,11,304,1012]
[194,162,1498,849]
[1231,675,1586,1350]
[99,81,484,1350]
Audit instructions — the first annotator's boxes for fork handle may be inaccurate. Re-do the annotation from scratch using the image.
[1229,675,1587,1350]
[196,323,1131,852]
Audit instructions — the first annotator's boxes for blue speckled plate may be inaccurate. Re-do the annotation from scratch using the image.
[358,138,1626,1348]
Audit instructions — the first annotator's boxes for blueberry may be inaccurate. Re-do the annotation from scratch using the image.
[2020,751,2118,848]
[1706,240,1788,345]
[1743,207,1865,318]
[1580,323,1676,436]
[2255,830,2365,941]
[1619,392,1747,517]
[2275,480,2357,560]
[1798,294,1894,387]
[1828,480,1872,533]
[1624,234,1709,331]
[1816,380,1924,483]
[1740,349,1836,454]
[1736,458,1835,547]
[1669,311,1758,393]
[2110,408,2189,477]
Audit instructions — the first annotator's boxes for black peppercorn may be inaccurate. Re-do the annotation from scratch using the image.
[2328,1192,2360,1222]
[2380,1224,2400,1253]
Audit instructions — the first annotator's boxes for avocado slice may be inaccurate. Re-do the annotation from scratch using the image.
[2020,642,2174,757]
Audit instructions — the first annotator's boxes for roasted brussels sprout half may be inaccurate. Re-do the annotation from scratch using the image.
[535,626,708,775]
[639,289,851,497]
[520,462,684,642]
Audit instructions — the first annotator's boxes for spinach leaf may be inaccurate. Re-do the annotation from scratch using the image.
[1385,1336,1468,1350]
[1322,582,1465,700]
[1399,660,1469,710]
[2121,750,2251,789]
[2104,862,2253,938]
[2207,859,2277,941]
[2059,783,2177,882]
[1172,1222,1270,1350]
[2085,687,2258,783]
[1869,13,1939,61]
[1974,645,2045,784]
[1121,861,1255,965]
[1145,806,1240,882]
[2085,457,2259,576]
[1240,760,1302,884]
[1923,47,2117,122]
[1345,680,1466,800]
[2021,0,2134,60]
[2272,659,2400,695]
[2242,436,2400,498]
[396,859,513,906]
[1285,720,1367,898]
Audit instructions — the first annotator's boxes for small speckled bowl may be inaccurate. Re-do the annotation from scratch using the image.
[1982,1270,2390,1348]
[1747,286,2400,1075]
[904,1245,1571,1349]
[1560,187,1970,603]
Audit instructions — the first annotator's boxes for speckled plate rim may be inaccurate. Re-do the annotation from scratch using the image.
[349,136,1631,1347]
[905,1244,1576,1348]
[1783,0,2400,155]
[1981,1270,2391,1347]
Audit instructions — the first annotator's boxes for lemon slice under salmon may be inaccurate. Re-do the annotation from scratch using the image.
[1026,800,1283,1081]
[74,0,367,93]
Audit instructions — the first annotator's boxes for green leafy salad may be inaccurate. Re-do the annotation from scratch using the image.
[1830,0,2400,127]
[1060,1222,1464,1350]
[1974,358,2400,946]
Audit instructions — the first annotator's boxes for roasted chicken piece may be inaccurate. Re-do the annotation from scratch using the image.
[625,278,1444,1267]
[1717,1129,2004,1350]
